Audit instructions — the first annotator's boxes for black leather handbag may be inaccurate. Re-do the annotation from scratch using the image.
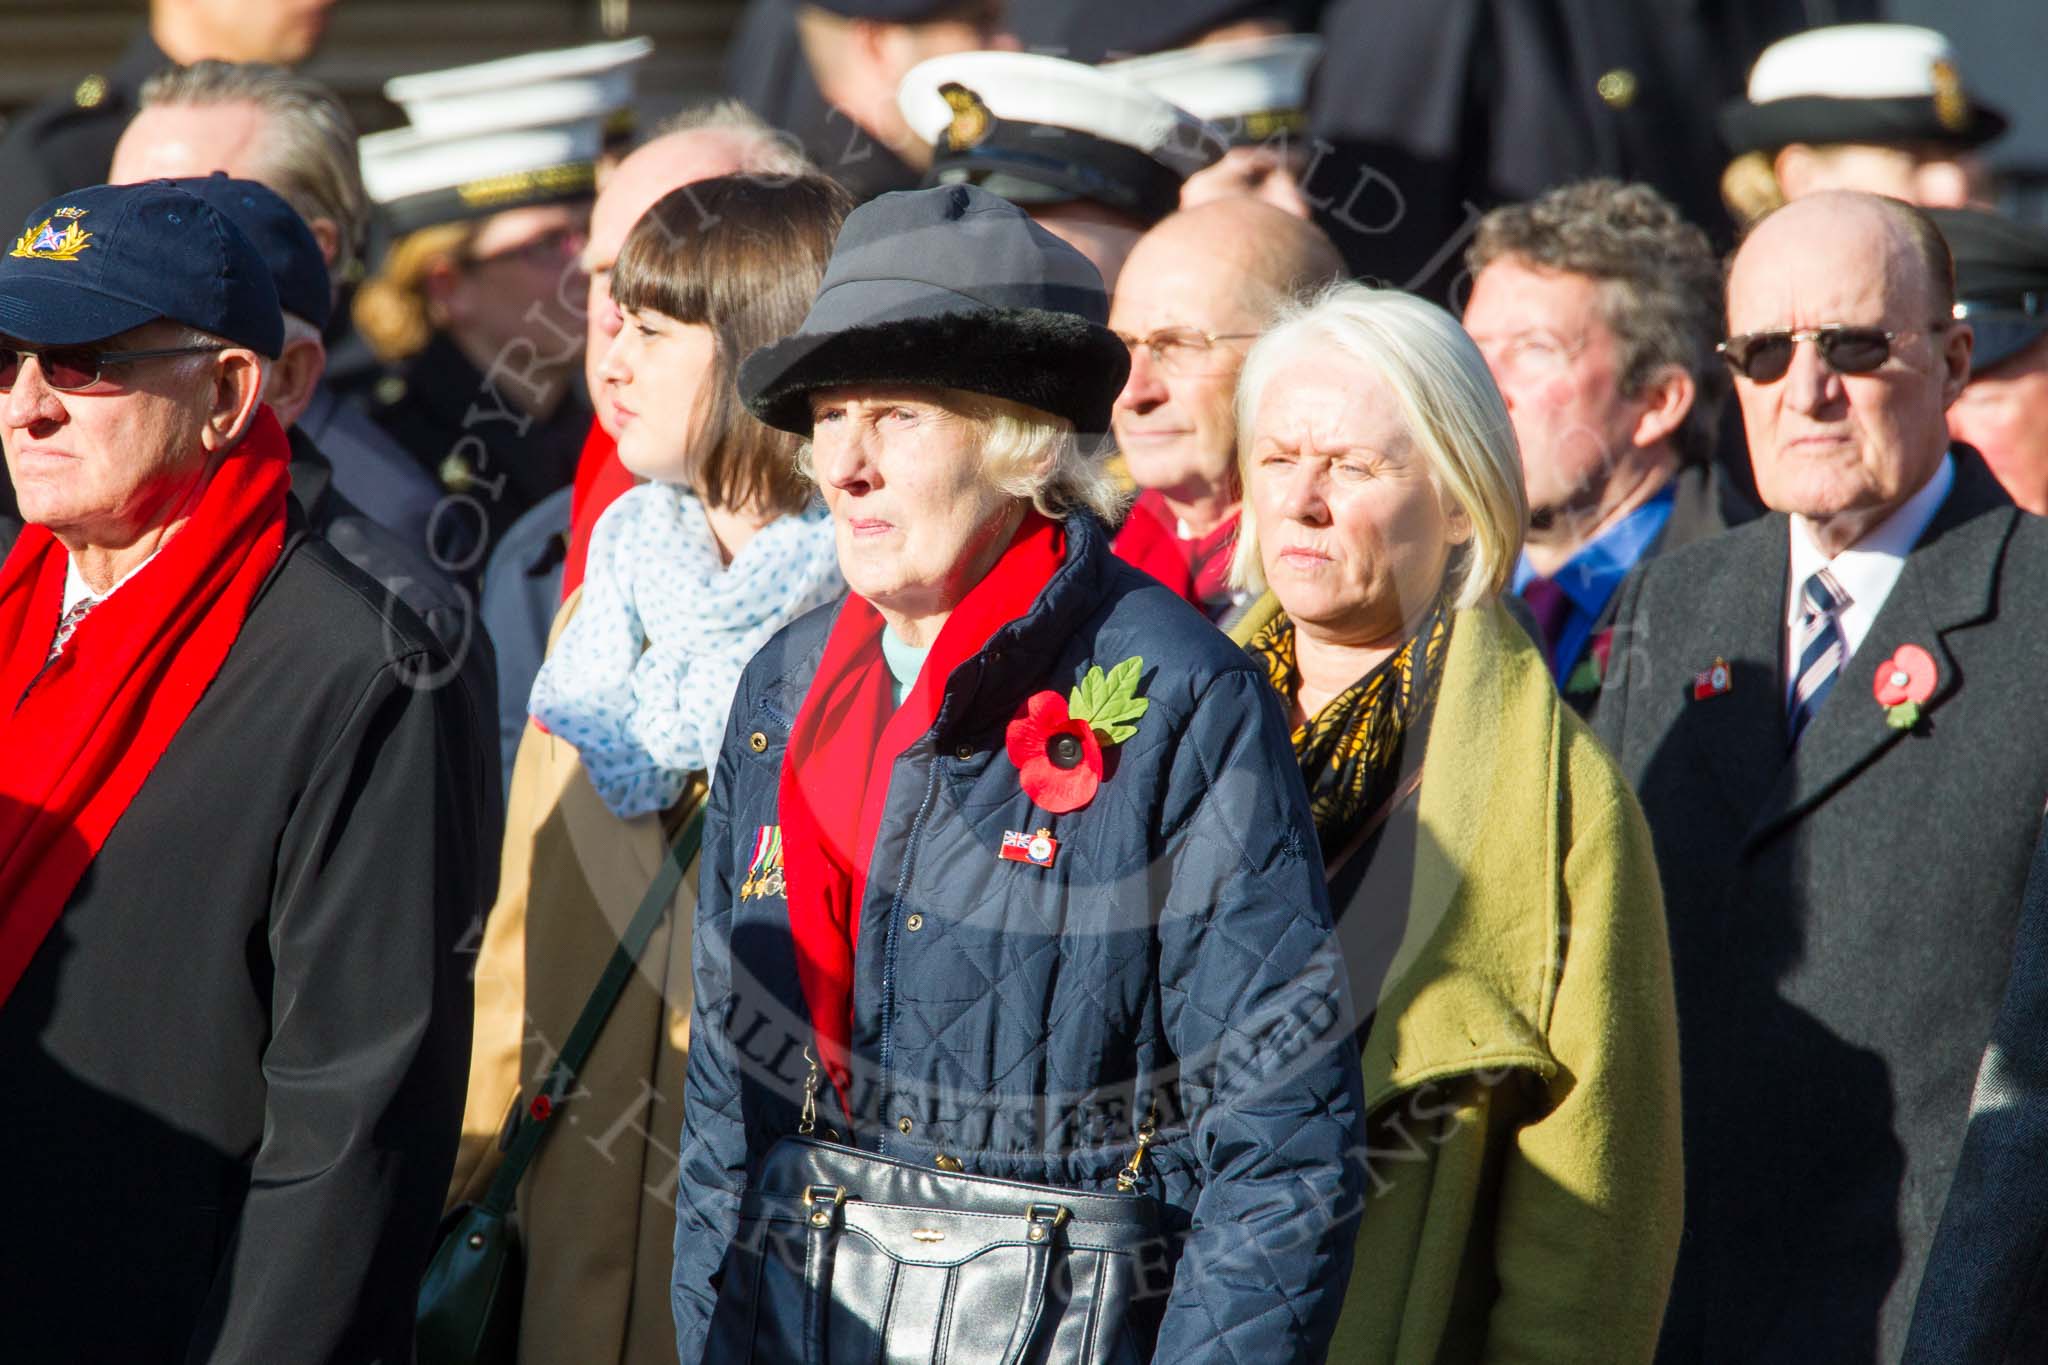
[705,1130,1172,1365]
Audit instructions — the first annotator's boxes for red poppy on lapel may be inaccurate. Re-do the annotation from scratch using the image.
[1564,627,1617,697]
[1004,654,1151,815]
[1874,643,1937,729]
[1007,691,1104,813]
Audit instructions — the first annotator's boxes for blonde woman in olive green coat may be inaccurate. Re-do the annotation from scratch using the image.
[1230,282,1683,1361]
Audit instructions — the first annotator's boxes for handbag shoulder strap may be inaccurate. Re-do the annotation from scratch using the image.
[479,793,710,1216]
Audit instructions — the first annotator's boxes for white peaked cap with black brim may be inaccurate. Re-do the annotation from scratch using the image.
[360,38,652,234]
[1721,23,2007,157]
[897,50,1227,227]
[1104,33,1324,147]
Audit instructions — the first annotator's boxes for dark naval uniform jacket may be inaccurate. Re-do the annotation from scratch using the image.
[1305,0,1871,300]
[0,513,489,1363]
[298,378,446,558]
[1593,448,2048,1362]
[367,332,590,587]
[0,30,168,236]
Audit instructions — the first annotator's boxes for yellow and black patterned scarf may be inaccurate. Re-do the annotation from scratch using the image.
[1246,596,1453,867]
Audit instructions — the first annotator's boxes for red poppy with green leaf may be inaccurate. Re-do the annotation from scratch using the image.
[1006,655,1151,813]
[1873,643,1937,730]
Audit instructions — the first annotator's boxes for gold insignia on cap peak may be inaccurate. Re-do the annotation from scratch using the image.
[939,82,994,153]
[1931,58,1969,133]
[11,212,93,261]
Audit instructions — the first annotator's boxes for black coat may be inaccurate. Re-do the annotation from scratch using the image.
[365,332,591,587]
[0,516,488,1363]
[1594,450,2048,1361]
[1305,0,1871,303]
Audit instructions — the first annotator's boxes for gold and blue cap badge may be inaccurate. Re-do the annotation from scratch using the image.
[0,181,283,357]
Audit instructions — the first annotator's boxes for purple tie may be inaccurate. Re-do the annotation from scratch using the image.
[1520,577,1572,657]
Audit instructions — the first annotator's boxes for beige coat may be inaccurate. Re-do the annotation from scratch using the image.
[449,591,701,1365]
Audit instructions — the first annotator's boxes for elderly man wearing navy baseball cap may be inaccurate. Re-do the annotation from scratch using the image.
[0,176,487,1363]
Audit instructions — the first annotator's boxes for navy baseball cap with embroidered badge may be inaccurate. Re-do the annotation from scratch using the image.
[0,180,284,357]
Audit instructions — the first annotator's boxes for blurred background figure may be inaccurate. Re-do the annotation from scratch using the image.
[1108,198,1344,622]
[1934,206,2048,515]
[1461,180,1729,712]
[1106,32,1324,219]
[728,0,1010,201]
[481,102,814,796]
[1720,23,2008,226]
[352,42,648,581]
[110,60,442,555]
[895,49,1225,287]
[1004,0,1320,62]
[0,0,339,233]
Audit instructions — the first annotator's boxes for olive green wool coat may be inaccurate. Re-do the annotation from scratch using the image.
[1235,596,1683,1362]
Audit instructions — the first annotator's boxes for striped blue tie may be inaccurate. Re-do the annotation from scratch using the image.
[1788,568,1850,745]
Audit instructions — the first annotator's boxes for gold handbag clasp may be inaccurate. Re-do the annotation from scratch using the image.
[1115,1107,1158,1193]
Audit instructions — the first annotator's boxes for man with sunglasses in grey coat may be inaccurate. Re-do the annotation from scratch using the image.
[1595,189,2048,1362]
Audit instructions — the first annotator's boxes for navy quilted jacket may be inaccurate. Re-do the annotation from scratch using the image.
[670,512,1366,1362]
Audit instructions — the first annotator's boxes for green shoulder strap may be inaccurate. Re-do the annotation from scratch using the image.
[479,798,709,1217]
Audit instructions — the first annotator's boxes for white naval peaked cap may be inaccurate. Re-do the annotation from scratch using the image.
[897,50,1227,226]
[1748,24,1962,103]
[361,38,653,234]
[1103,33,1324,145]
[383,37,653,139]
[1720,22,2007,155]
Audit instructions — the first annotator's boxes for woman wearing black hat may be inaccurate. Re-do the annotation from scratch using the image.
[669,184,1364,1365]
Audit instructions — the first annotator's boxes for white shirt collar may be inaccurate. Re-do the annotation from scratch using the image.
[62,549,160,616]
[1783,450,1955,696]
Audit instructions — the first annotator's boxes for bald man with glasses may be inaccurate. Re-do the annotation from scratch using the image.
[1107,197,1343,624]
[1595,190,2048,1360]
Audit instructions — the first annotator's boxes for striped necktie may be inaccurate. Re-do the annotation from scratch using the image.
[1788,568,1850,745]
[45,594,100,665]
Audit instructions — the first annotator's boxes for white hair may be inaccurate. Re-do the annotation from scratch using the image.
[797,387,1127,524]
[1230,282,1527,609]
[647,99,814,180]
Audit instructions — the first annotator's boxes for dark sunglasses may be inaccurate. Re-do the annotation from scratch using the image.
[1715,324,1943,383]
[0,343,227,393]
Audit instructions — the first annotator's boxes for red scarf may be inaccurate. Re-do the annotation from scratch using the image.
[1114,491,1238,615]
[0,409,290,1007]
[780,512,1064,1121]
[561,419,635,602]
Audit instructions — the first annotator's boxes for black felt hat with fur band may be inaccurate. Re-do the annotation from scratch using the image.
[738,184,1130,437]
